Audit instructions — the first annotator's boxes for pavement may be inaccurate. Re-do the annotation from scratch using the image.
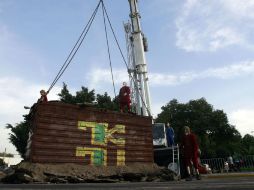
[204,172,254,179]
[0,172,253,190]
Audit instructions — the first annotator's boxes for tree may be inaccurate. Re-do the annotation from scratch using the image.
[58,83,95,104]
[0,158,5,166]
[241,134,254,155]
[75,87,95,104]
[58,82,75,103]
[6,121,29,159]
[96,92,118,111]
[58,83,119,110]
[155,98,242,158]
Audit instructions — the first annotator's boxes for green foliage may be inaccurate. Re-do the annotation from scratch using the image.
[241,134,254,155]
[58,82,75,103]
[58,83,95,104]
[241,167,254,172]
[96,92,119,111]
[0,158,5,166]
[75,87,95,103]
[155,98,243,158]
[6,122,29,159]
[58,83,118,110]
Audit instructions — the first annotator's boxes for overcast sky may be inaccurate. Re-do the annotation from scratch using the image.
[1,0,254,154]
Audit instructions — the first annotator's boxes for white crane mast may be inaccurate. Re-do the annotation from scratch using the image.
[124,22,141,115]
[125,0,152,116]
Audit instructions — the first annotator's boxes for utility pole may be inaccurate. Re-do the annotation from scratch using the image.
[126,0,151,116]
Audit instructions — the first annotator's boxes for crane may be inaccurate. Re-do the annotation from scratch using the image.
[125,0,152,117]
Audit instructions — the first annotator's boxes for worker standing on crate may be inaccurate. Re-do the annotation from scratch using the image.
[119,82,131,113]
[181,126,201,181]
[166,123,175,146]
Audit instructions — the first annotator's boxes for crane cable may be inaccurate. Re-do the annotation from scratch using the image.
[101,1,116,98]
[47,0,102,93]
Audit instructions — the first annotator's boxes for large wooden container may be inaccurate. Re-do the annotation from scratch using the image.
[26,101,153,166]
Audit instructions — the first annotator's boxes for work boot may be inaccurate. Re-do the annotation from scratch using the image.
[196,174,201,180]
[185,175,192,181]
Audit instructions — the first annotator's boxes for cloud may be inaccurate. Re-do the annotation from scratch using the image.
[201,61,254,79]
[151,60,254,85]
[87,67,129,89]
[229,108,254,136]
[222,0,254,19]
[151,102,165,118]
[87,60,254,87]
[0,76,61,153]
[176,0,254,52]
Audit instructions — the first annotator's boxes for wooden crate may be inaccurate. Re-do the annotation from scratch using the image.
[26,101,153,166]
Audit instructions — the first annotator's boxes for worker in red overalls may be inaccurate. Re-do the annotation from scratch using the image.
[38,89,48,103]
[119,82,131,113]
[181,126,201,181]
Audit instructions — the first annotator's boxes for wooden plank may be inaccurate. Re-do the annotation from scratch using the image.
[34,128,152,142]
[32,141,153,152]
[31,155,153,164]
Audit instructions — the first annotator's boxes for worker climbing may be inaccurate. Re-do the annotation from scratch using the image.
[37,90,48,103]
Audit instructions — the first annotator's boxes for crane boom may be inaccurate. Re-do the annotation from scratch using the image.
[126,0,152,116]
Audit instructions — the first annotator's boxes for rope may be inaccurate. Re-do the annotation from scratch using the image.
[101,3,128,68]
[101,1,116,98]
[47,0,102,93]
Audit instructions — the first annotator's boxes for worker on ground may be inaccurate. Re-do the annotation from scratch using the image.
[38,89,48,103]
[119,82,131,113]
[181,126,201,181]
[166,123,174,146]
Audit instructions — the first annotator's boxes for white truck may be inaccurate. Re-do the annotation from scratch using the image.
[152,123,181,177]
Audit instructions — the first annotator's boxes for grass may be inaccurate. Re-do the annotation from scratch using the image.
[240,167,254,172]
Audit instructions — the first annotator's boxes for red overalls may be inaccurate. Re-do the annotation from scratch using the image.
[119,86,131,112]
[182,133,199,169]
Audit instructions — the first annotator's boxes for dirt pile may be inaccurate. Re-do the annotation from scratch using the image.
[1,162,176,184]
[0,171,6,181]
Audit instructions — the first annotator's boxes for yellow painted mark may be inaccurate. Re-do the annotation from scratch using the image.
[117,149,125,166]
[77,121,126,166]
[106,124,125,146]
[76,146,107,166]
[78,121,108,146]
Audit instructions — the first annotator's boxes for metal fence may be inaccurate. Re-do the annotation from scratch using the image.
[201,155,254,173]
[242,155,254,168]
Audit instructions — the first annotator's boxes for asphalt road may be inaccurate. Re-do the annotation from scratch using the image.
[0,176,254,190]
